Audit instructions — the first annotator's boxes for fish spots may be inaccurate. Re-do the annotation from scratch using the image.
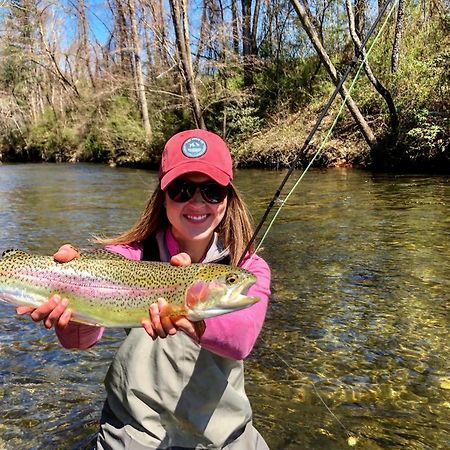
[0,251,257,326]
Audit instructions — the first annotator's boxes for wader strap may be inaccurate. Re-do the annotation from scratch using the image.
[142,235,160,261]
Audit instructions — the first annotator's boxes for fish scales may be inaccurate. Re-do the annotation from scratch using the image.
[0,249,259,327]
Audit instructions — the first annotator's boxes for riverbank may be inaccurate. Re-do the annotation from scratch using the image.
[230,107,450,172]
[1,107,448,172]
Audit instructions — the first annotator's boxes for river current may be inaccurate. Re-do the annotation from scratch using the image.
[0,163,448,449]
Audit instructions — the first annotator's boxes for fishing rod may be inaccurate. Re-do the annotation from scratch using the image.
[238,0,394,266]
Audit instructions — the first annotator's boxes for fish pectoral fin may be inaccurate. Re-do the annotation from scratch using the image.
[160,304,188,318]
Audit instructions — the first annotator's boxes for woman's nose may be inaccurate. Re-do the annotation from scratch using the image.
[190,188,205,203]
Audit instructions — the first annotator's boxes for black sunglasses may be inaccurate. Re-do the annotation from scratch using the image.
[166,179,229,204]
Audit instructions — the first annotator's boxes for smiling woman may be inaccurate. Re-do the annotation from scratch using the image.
[165,173,229,263]
[16,129,272,450]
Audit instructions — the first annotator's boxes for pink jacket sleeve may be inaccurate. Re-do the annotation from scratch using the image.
[199,254,271,360]
[55,322,104,349]
[55,243,141,349]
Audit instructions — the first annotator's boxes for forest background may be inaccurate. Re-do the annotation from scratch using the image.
[0,0,448,171]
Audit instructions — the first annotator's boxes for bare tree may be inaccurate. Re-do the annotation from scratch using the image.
[346,0,398,136]
[127,0,152,139]
[74,0,95,87]
[168,0,206,129]
[354,0,367,39]
[231,0,240,55]
[145,0,170,70]
[391,0,406,72]
[37,7,80,98]
[290,0,377,148]
[111,0,133,74]
[241,0,261,87]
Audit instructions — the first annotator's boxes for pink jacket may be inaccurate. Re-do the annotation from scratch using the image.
[56,238,270,360]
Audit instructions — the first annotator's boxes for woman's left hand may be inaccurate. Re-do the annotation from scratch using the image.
[141,253,201,341]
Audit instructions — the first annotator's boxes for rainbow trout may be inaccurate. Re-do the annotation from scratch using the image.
[0,249,259,328]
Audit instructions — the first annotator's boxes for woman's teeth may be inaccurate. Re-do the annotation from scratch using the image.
[186,214,208,222]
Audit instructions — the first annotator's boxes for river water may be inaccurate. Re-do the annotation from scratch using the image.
[0,163,448,450]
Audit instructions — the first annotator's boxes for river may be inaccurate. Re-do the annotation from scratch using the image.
[0,163,448,449]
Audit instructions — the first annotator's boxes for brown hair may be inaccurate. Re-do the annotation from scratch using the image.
[96,184,255,266]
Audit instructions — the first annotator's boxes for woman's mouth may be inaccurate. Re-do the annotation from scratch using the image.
[184,214,209,223]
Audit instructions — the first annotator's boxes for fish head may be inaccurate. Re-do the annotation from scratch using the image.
[184,266,259,321]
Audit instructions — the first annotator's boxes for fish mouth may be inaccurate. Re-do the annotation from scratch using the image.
[221,279,257,308]
[186,276,259,321]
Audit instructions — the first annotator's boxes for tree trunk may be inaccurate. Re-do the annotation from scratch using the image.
[290,0,377,149]
[37,16,80,98]
[242,0,254,87]
[114,0,133,74]
[147,0,170,69]
[76,0,95,87]
[391,0,406,72]
[346,0,398,137]
[354,0,367,40]
[231,0,240,55]
[194,1,208,76]
[251,0,262,54]
[168,0,206,129]
[127,0,152,140]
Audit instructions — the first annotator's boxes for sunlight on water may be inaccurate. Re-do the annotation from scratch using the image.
[0,164,449,449]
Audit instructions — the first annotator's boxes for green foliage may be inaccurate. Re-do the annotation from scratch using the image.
[80,95,149,165]
[27,108,77,162]
[404,109,449,164]
[83,133,109,162]
[225,100,263,138]
[253,56,331,115]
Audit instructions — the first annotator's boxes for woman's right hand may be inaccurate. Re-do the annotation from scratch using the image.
[16,244,80,329]
[141,252,202,341]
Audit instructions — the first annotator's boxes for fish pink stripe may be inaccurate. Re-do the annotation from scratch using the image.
[10,269,178,299]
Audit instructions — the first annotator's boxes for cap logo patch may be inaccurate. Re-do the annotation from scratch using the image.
[182,137,207,158]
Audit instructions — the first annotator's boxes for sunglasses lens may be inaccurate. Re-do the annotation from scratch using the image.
[201,183,228,203]
[167,180,195,202]
[167,180,228,203]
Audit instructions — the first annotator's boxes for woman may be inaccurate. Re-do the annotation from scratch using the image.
[17,129,271,449]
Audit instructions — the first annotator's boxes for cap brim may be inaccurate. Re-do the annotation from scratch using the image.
[160,161,231,190]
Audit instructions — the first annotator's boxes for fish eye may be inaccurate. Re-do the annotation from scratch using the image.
[226,273,240,284]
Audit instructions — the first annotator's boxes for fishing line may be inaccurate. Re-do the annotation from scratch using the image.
[238,0,396,266]
[242,0,399,444]
[254,0,398,255]
[259,335,355,441]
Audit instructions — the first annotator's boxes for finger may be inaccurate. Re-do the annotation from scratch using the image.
[141,318,156,340]
[158,298,177,336]
[170,252,191,267]
[56,308,73,329]
[149,302,166,338]
[30,295,61,322]
[53,244,81,263]
[173,316,198,339]
[161,316,177,336]
[44,298,69,329]
[16,306,35,315]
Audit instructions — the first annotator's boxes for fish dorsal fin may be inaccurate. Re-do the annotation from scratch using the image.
[1,249,29,258]
[80,249,128,260]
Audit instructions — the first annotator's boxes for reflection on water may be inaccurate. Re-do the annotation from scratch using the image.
[0,164,449,449]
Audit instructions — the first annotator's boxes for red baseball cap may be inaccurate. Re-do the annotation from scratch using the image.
[159,129,233,190]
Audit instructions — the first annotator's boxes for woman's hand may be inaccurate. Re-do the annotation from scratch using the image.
[141,252,202,341]
[16,244,80,329]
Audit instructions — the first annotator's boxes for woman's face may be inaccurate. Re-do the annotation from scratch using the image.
[165,173,228,247]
